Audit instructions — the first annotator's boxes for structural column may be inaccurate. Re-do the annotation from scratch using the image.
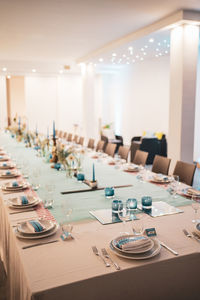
[0,76,8,129]
[168,24,199,169]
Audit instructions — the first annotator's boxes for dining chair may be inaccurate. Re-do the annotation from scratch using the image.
[118,146,130,161]
[87,138,95,149]
[67,133,72,142]
[101,135,108,152]
[78,137,84,146]
[173,161,196,186]
[73,135,79,143]
[96,140,105,152]
[105,143,117,157]
[152,155,171,175]
[132,150,148,166]
[59,131,64,138]
[63,132,67,139]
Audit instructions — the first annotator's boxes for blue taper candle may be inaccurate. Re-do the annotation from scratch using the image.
[53,121,56,139]
[92,163,95,182]
[35,124,38,136]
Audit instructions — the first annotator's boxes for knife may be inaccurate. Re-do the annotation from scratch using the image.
[22,239,59,249]
[159,240,178,256]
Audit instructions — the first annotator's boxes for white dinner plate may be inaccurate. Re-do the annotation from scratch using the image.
[112,235,154,254]
[110,238,161,260]
[150,177,171,184]
[0,170,20,179]
[15,224,59,239]
[0,157,9,162]
[2,183,29,192]
[17,218,55,235]
[8,196,40,207]
[0,163,16,169]
[3,180,25,189]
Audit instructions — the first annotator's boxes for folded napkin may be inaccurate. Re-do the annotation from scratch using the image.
[187,188,200,196]
[119,237,152,251]
[12,181,19,187]
[6,171,11,175]
[20,196,29,205]
[27,220,44,233]
[3,163,7,166]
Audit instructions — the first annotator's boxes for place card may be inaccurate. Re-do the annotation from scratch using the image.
[145,227,157,237]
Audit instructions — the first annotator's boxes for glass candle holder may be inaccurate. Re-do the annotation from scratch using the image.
[126,198,137,210]
[77,173,85,181]
[141,196,152,211]
[105,187,115,198]
[112,199,123,212]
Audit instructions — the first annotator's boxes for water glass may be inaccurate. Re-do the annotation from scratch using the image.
[118,201,129,235]
[191,195,200,223]
[132,222,144,236]
[170,175,179,198]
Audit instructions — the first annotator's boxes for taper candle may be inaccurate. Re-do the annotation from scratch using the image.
[92,163,95,182]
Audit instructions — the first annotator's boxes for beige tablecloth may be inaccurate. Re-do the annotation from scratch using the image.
[1,191,200,300]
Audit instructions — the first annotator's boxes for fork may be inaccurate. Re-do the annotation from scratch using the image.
[183,229,200,243]
[92,246,110,267]
[101,248,120,270]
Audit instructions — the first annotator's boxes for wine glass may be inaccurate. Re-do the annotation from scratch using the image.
[170,175,179,198]
[44,183,55,208]
[118,202,129,236]
[191,195,200,223]
[62,208,73,233]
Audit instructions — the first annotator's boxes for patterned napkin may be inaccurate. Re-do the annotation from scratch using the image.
[27,220,44,233]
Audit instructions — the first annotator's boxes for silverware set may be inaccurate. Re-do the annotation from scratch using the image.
[92,246,120,270]
[183,229,200,243]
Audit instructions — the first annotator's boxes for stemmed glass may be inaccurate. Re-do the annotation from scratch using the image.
[31,168,40,191]
[191,195,200,223]
[62,208,73,234]
[44,183,55,208]
[118,202,129,235]
[170,175,179,198]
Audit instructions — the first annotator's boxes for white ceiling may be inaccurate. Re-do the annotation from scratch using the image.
[0,0,200,75]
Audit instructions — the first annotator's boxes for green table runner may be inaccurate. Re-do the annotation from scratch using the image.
[0,133,191,224]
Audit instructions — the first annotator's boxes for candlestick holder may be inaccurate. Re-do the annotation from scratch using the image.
[83,179,98,189]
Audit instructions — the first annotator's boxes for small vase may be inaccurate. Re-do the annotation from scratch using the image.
[66,167,73,178]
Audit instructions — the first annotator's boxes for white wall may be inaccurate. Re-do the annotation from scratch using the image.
[0,76,7,129]
[57,75,82,134]
[25,75,82,136]
[25,76,57,134]
[100,56,170,145]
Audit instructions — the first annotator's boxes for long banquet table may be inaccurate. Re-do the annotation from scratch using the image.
[0,133,200,300]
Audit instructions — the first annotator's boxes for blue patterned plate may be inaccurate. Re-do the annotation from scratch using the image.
[112,235,154,254]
